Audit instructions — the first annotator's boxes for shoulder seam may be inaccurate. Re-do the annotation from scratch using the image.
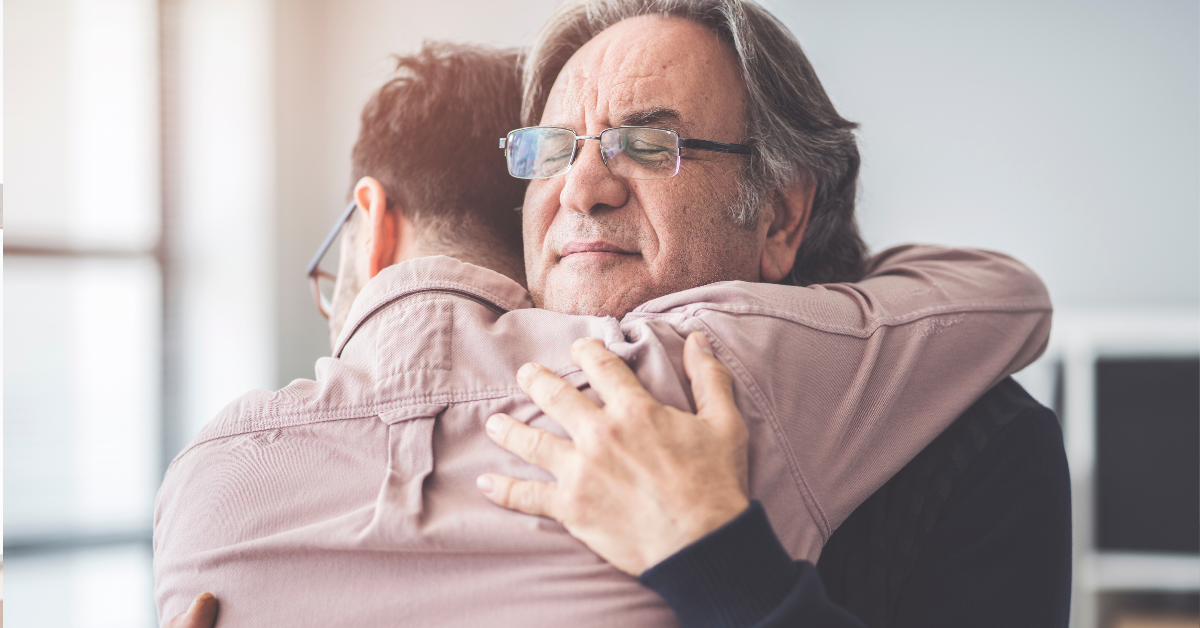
[697,319,832,542]
[625,299,1051,339]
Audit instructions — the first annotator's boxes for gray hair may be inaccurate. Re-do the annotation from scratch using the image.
[522,0,867,285]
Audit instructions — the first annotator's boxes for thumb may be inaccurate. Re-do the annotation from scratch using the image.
[683,332,739,424]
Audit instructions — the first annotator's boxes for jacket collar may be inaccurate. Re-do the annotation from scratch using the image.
[333,256,534,357]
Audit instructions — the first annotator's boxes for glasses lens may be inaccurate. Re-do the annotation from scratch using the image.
[310,269,337,318]
[600,128,680,180]
[506,128,577,179]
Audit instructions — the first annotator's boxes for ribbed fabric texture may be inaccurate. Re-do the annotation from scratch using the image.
[639,502,801,628]
[817,377,1073,627]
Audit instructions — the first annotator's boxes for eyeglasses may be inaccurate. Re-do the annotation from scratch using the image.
[306,201,357,319]
[500,126,754,180]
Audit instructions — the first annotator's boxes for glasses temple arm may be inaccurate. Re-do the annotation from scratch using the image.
[306,202,359,276]
[679,138,755,155]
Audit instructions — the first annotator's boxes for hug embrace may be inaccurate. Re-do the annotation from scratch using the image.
[155,2,1070,626]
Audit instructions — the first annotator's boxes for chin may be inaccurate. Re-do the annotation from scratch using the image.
[539,265,652,318]
[537,287,637,318]
[540,297,622,318]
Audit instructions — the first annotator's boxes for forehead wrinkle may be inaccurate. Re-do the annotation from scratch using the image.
[543,63,598,129]
[601,38,730,136]
[602,75,659,114]
[545,15,744,138]
[590,27,690,120]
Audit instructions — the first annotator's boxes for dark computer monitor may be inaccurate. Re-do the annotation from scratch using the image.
[1095,357,1199,553]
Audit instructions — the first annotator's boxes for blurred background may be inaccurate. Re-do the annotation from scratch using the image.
[4,0,1197,626]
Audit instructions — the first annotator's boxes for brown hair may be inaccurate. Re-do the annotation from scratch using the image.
[522,0,867,286]
[350,42,526,259]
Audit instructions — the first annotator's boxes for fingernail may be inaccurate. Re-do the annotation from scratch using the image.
[517,363,538,381]
[486,414,503,435]
[476,475,495,493]
[694,332,713,356]
[572,337,591,350]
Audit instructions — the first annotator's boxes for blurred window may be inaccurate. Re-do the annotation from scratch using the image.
[6,256,161,539]
[6,0,162,626]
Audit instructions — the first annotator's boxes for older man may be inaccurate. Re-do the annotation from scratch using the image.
[478,1,1070,626]
[158,5,1068,627]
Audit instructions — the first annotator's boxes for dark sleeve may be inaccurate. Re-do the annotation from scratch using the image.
[639,501,866,628]
[888,405,1073,628]
[818,381,1073,628]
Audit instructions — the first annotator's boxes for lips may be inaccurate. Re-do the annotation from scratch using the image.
[560,241,637,257]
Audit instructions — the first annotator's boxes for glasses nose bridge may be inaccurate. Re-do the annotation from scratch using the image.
[570,133,604,167]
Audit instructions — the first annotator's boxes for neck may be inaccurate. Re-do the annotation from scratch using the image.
[409,239,527,289]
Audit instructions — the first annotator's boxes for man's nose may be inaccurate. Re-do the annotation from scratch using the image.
[559,138,628,215]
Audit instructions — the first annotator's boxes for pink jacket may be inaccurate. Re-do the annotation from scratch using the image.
[154,245,1051,627]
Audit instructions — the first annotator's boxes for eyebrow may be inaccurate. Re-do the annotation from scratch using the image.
[618,107,684,129]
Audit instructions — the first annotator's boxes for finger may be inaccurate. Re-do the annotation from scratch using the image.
[516,362,599,436]
[485,413,573,472]
[569,338,652,408]
[683,332,739,423]
[164,593,218,628]
[476,474,558,519]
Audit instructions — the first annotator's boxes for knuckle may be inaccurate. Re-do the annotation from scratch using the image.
[579,347,620,375]
[558,486,589,522]
[592,349,622,369]
[706,363,734,389]
[521,428,549,460]
[514,483,541,513]
[508,483,527,510]
[587,420,623,445]
[492,477,514,507]
[541,380,575,408]
[703,356,731,377]
[525,373,550,398]
[611,392,655,419]
[629,391,658,412]
[494,417,516,447]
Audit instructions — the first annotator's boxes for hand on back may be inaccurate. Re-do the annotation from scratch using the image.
[478,332,751,575]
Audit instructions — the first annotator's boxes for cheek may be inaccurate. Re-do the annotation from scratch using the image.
[636,174,749,276]
[625,186,668,259]
[629,177,714,261]
[522,181,560,252]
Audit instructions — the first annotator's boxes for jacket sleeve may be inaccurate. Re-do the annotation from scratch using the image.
[676,245,1053,557]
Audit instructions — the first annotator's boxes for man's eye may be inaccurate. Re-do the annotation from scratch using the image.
[629,140,669,154]
[625,143,673,167]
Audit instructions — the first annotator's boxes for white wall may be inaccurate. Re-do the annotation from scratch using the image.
[771,0,1199,311]
[274,0,1199,382]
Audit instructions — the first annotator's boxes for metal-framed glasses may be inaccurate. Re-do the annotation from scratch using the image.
[500,126,754,180]
[306,201,357,318]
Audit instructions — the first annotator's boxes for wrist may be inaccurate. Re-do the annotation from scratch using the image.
[639,501,801,628]
[641,493,751,575]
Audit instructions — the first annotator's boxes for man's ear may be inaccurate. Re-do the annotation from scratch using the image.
[353,176,397,279]
[759,179,815,283]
